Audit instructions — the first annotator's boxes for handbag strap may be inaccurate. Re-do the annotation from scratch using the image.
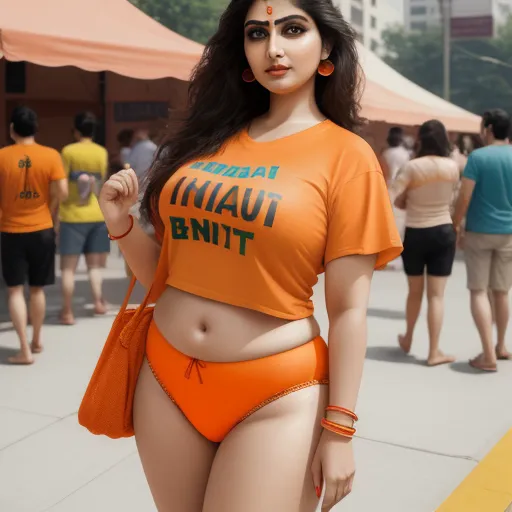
[119,274,155,349]
[120,275,154,322]
[119,228,169,318]
[120,276,137,312]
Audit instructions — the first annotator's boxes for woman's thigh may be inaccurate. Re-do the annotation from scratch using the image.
[133,360,217,512]
[401,228,426,277]
[203,384,328,512]
[426,225,456,277]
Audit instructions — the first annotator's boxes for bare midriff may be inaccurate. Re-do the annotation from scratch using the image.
[153,286,321,363]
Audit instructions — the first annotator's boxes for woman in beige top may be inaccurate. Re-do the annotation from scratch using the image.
[393,120,460,366]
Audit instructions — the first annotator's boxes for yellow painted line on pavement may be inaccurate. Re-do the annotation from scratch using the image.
[437,429,512,512]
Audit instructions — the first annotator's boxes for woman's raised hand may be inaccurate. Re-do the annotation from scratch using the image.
[99,168,139,230]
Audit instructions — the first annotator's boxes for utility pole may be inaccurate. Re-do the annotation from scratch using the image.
[442,0,452,101]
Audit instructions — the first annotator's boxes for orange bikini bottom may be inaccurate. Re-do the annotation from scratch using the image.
[146,320,329,443]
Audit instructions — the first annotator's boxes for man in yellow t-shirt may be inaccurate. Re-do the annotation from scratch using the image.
[59,112,109,325]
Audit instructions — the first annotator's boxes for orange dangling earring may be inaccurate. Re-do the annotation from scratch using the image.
[318,60,335,77]
[242,68,256,83]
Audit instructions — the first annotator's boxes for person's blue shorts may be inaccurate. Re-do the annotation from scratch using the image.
[59,222,110,256]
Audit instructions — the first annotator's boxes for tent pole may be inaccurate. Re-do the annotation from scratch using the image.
[99,71,107,146]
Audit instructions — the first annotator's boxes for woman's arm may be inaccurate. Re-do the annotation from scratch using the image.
[394,191,407,210]
[108,216,161,290]
[312,253,376,511]
[99,167,161,290]
[390,164,410,205]
[325,253,375,414]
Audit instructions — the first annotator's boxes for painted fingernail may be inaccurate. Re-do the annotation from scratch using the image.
[316,486,321,498]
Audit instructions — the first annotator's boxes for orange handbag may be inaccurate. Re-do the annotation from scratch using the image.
[78,276,154,438]
[78,230,169,439]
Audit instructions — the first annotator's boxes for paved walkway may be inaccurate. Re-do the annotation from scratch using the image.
[0,257,511,512]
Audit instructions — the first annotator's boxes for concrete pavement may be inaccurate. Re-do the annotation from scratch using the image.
[0,255,511,512]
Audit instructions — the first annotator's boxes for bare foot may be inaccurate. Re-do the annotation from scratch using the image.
[398,334,412,354]
[8,352,34,365]
[31,341,43,354]
[469,354,497,372]
[59,312,75,326]
[496,347,512,360]
[427,351,456,367]
[94,301,107,315]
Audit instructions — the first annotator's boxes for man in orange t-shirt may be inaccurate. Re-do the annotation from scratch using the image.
[0,106,68,364]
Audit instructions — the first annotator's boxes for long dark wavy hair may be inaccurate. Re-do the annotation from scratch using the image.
[141,0,363,225]
[416,120,452,158]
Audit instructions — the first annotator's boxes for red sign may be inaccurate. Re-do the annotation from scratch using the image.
[451,15,494,39]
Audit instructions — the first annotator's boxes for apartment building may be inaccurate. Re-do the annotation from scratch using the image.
[405,0,441,31]
[335,0,403,53]
[405,0,512,35]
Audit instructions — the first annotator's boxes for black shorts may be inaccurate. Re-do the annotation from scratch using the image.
[1,228,56,287]
[402,224,456,277]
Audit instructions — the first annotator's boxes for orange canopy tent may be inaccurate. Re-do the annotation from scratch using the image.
[0,0,203,81]
[362,80,480,133]
[0,0,480,132]
[358,43,481,133]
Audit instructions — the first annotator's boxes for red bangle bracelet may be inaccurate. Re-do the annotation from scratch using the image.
[108,215,134,241]
[325,406,359,423]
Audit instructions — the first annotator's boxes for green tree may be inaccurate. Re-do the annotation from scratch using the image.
[130,0,229,44]
[381,18,512,116]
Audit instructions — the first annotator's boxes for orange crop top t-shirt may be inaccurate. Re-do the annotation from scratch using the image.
[158,120,403,320]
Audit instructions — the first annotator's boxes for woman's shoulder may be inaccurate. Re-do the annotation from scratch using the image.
[408,155,459,181]
[319,124,384,187]
[324,123,379,164]
[326,122,373,147]
[432,155,460,173]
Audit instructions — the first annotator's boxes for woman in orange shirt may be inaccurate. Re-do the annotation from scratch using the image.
[98,0,401,510]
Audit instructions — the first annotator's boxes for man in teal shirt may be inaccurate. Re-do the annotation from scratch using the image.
[453,109,512,371]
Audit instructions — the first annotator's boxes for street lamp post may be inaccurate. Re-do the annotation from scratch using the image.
[441,0,452,101]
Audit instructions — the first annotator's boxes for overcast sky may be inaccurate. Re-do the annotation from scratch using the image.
[387,0,404,15]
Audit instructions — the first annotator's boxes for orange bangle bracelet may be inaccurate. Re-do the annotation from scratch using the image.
[326,406,359,422]
[323,425,354,439]
[108,215,134,241]
[321,418,356,435]
[321,418,356,439]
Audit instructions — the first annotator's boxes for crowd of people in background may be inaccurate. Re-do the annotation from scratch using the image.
[109,127,158,179]
[1,104,511,371]
[0,106,156,364]
[382,109,512,372]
